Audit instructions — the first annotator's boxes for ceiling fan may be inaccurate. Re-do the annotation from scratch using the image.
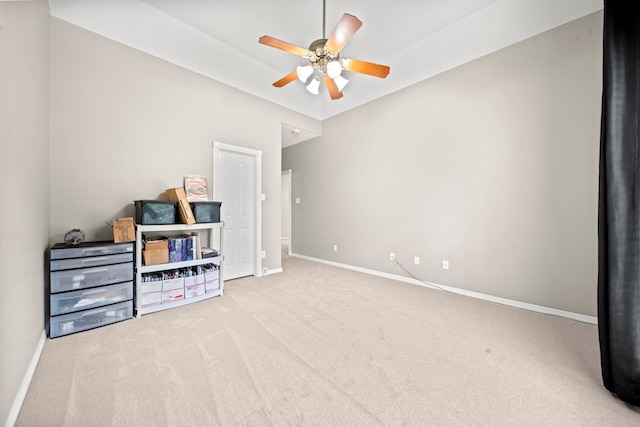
[258,0,390,100]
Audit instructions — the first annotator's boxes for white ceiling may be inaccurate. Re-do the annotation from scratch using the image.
[48,0,603,145]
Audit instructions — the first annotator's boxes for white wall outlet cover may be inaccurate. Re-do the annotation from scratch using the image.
[333,244,338,252]
[261,250,266,258]
[295,197,301,204]
[261,194,266,201]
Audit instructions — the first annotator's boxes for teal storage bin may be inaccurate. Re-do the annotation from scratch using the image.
[190,201,222,223]
[134,200,177,225]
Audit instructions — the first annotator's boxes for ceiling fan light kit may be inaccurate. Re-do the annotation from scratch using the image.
[306,75,321,95]
[296,65,314,83]
[258,1,390,100]
[326,60,342,79]
[333,75,349,92]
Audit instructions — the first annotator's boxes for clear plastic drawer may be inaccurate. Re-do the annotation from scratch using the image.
[50,282,133,315]
[50,242,133,260]
[50,262,133,293]
[50,253,133,271]
[49,301,133,338]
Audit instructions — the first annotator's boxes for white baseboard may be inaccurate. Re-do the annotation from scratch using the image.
[290,253,597,325]
[262,267,284,276]
[5,330,46,427]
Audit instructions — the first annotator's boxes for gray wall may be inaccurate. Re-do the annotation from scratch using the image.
[283,11,602,316]
[0,1,50,424]
[3,13,321,422]
[1,6,603,422]
[50,18,320,272]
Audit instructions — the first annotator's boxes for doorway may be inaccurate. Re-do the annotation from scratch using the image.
[281,169,292,257]
[212,141,262,280]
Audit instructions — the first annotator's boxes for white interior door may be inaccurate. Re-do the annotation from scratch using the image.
[213,142,262,280]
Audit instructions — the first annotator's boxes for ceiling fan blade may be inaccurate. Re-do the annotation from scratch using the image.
[325,13,362,53]
[342,58,390,78]
[273,71,299,88]
[259,36,312,57]
[324,75,344,100]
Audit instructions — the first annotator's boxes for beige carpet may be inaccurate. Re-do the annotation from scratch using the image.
[16,246,640,426]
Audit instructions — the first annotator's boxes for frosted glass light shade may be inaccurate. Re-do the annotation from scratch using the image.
[334,75,349,92]
[306,77,321,95]
[296,65,313,83]
[326,60,342,79]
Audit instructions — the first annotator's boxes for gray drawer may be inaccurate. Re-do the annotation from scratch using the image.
[50,282,133,315]
[50,253,133,271]
[50,262,133,293]
[49,301,133,338]
[51,242,133,260]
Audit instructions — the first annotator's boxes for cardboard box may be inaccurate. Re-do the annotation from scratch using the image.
[161,288,184,303]
[162,276,184,291]
[113,217,135,243]
[143,249,169,266]
[194,273,205,285]
[140,292,162,307]
[145,240,168,251]
[205,280,220,293]
[204,269,220,282]
[166,188,196,225]
[184,274,196,287]
[185,284,206,299]
[140,279,162,294]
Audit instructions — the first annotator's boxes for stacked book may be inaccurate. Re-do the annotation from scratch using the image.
[168,234,196,263]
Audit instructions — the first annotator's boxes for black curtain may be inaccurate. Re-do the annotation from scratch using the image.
[598,0,640,407]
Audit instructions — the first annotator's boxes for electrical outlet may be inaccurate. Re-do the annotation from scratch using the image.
[262,267,268,275]
[390,252,395,262]
[443,260,449,270]
[333,244,338,252]
[261,250,266,259]
[414,256,420,265]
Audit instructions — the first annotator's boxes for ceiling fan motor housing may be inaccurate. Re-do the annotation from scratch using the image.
[309,38,327,52]
[308,38,339,62]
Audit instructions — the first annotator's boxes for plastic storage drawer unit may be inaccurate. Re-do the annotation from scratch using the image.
[48,241,134,338]
[50,281,133,316]
[50,242,133,260]
[50,262,134,293]
[49,301,133,338]
[50,252,132,271]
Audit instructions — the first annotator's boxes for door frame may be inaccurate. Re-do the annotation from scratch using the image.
[212,140,263,278]
[281,169,292,256]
